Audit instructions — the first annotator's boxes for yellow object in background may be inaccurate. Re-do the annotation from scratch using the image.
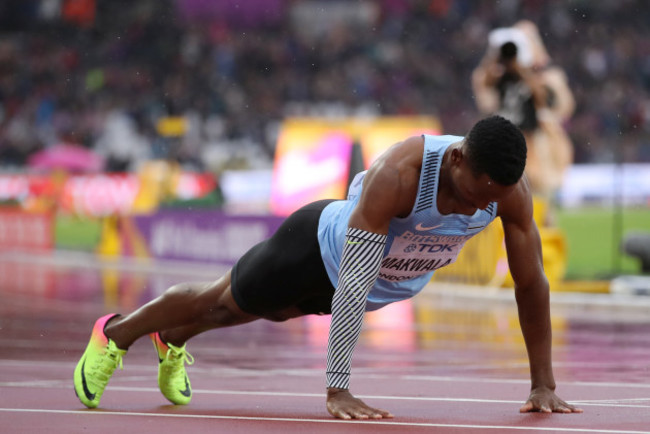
[96,216,121,257]
[132,161,179,213]
[156,116,187,137]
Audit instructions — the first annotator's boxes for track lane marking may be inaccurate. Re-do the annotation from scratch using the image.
[0,408,648,433]
[1,384,648,408]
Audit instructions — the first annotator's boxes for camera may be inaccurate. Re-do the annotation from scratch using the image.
[499,41,518,61]
[488,27,532,67]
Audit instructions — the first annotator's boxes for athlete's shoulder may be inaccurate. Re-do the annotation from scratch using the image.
[422,134,465,151]
[422,134,464,141]
[496,175,533,224]
[372,135,424,175]
[357,136,423,222]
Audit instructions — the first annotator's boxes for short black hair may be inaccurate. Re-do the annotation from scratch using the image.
[464,115,527,185]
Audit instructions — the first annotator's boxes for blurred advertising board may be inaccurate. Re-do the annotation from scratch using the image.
[0,209,54,252]
[220,169,274,214]
[270,116,441,216]
[61,174,141,216]
[121,210,284,265]
[0,174,54,203]
[0,170,217,217]
[270,121,353,216]
[558,163,650,207]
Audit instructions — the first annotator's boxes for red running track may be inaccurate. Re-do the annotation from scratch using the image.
[1,253,650,433]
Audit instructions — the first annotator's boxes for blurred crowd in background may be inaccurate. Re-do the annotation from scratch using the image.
[0,0,649,175]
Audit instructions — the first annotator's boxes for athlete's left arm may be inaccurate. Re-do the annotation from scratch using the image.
[499,179,582,414]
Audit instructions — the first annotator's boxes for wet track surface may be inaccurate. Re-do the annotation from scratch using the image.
[2,252,650,433]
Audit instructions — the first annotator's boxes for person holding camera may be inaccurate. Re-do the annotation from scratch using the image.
[472,21,575,207]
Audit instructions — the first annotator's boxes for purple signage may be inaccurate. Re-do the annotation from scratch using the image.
[175,0,286,27]
[132,210,284,265]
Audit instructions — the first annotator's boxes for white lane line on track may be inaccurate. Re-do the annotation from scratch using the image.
[0,408,649,433]
[102,387,650,409]
[575,398,650,403]
[103,387,650,408]
[1,383,648,409]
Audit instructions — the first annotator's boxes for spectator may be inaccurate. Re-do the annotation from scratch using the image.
[0,0,648,173]
[471,20,575,201]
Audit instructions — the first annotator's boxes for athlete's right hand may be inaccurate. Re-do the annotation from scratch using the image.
[326,388,394,420]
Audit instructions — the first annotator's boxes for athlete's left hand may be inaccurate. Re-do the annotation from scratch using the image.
[520,386,583,413]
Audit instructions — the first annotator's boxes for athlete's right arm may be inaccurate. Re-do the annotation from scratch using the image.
[325,137,420,420]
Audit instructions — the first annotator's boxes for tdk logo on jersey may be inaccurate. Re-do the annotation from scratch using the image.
[403,242,456,253]
[417,243,456,253]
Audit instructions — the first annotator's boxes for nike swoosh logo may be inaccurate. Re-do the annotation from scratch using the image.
[180,376,191,397]
[346,240,363,245]
[468,225,486,230]
[415,223,443,231]
[81,359,96,401]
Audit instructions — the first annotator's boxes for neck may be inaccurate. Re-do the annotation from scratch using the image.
[436,143,477,216]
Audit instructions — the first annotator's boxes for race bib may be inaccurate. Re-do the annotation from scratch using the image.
[378,231,471,282]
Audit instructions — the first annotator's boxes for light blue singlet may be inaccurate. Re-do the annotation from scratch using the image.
[317,134,498,311]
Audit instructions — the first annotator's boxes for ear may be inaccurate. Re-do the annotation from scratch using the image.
[450,147,464,166]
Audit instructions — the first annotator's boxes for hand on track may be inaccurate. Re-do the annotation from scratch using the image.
[520,387,583,414]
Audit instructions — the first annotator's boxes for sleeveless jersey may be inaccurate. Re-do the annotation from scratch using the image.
[317,134,498,311]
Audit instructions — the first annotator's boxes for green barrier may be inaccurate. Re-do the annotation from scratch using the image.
[54,214,103,251]
[556,207,650,279]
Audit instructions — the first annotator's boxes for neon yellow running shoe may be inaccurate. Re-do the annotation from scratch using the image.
[150,332,194,405]
[73,314,126,408]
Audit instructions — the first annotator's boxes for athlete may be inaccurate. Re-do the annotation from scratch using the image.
[74,115,582,419]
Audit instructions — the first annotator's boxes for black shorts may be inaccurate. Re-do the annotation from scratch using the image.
[231,199,337,316]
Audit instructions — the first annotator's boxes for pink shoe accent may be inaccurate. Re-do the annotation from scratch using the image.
[91,314,119,347]
[150,331,170,354]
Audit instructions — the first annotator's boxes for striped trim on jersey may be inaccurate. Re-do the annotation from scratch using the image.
[326,227,387,389]
[415,149,440,213]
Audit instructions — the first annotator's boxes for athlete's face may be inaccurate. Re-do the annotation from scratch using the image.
[450,149,516,214]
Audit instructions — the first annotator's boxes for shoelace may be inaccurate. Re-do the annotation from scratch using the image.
[164,344,195,368]
[91,343,124,383]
